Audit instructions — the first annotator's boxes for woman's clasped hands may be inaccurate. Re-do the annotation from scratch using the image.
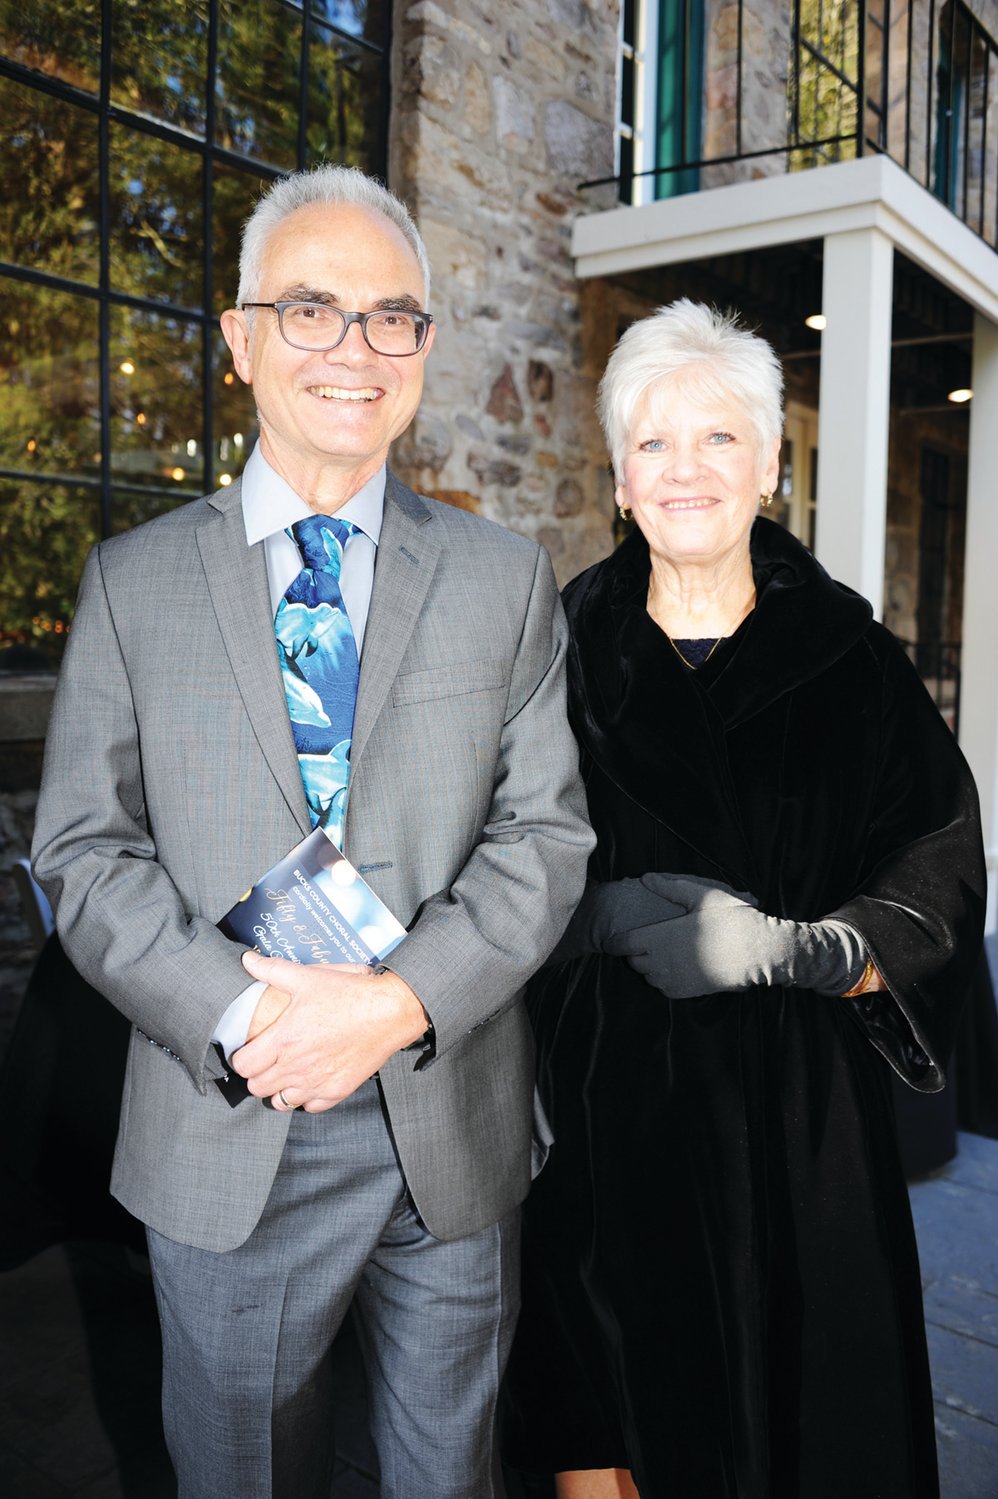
[586,872,868,998]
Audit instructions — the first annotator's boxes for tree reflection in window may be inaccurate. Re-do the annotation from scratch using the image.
[0,282,101,475]
[213,161,269,315]
[308,20,385,167]
[0,0,390,658]
[216,0,301,167]
[310,0,388,45]
[110,0,209,136]
[109,306,204,491]
[0,74,100,284]
[109,126,204,307]
[0,0,100,94]
[0,482,101,657]
[213,328,257,490]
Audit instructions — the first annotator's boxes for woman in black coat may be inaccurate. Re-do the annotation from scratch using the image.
[504,301,985,1499]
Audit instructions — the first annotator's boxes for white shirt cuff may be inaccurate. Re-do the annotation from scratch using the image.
[212,981,267,1061]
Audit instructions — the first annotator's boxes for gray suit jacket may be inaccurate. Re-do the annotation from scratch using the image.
[32,473,593,1251]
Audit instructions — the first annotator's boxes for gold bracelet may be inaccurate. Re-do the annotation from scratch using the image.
[841,956,876,998]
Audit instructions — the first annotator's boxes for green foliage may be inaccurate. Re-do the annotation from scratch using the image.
[0,76,100,282]
[0,481,99,656]
[0,0,101,93]
[790,0,860,168]
[110,0,210,135]
[0,0,389,660]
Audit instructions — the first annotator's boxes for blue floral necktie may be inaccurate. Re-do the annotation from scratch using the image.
[274,514,360,847]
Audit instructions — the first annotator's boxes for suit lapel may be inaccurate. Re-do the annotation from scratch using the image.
[350,474,441,779]
[196,482,310,835]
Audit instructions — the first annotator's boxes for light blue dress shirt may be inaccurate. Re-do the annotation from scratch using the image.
[213,444,386,1061]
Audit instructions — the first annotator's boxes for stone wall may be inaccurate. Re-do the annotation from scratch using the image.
[387,0,621,583]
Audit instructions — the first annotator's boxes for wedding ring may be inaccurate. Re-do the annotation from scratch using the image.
[278,1088,292,1109]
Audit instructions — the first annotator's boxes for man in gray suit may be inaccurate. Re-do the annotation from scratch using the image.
[31,165,593,1499]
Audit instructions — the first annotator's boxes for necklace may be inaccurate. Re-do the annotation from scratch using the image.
[655,581,757,671]
[665,634,722,669]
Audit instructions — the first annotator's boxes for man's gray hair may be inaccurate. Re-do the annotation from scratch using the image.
[597,299,784,478]
[236,164,431,306]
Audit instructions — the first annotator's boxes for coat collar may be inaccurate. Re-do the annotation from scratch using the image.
[569,517,873,728]
[564,518,874,886]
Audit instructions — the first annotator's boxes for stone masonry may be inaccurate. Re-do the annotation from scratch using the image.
[388,0,621,582]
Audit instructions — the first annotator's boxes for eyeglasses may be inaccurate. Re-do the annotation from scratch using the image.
[238,301,433,357]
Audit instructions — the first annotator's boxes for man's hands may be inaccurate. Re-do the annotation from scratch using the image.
[232,953,430,1113]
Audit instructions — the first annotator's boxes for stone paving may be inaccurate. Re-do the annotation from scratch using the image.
[0,946,995,1496]
[913,1129,998,1498]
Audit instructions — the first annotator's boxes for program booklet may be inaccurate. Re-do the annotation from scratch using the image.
[218,824,407,968]
[213,827,407,1106]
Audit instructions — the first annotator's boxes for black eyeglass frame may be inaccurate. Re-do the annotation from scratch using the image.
[238,301,434,356]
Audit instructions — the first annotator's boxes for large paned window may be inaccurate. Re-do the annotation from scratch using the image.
[0,0,390,660]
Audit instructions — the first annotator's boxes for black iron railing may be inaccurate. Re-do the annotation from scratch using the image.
[899,637,962,732]
[595,1,998,251]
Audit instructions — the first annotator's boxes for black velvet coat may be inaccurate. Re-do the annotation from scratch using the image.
[504,519,986,1499]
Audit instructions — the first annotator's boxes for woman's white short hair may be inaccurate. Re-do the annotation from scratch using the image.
[597,299,784,478]
[236,164,431,307]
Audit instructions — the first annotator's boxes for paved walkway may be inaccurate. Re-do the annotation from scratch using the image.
[1,957,996,1496]
[912,1130,998,1497]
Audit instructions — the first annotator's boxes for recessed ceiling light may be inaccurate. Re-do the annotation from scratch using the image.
[947,388,973,403]
[805,314,826,331]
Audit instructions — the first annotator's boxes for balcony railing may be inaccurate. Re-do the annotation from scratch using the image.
[900,637,962,732]
[597,0,998,251]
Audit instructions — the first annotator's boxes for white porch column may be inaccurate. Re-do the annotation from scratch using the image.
[959,312,998,934]
[813,228,894,616]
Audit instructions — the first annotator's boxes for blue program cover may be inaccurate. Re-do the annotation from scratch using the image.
[218,825,406,967]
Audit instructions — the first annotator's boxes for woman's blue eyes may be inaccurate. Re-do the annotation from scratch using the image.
[640,432,735,451]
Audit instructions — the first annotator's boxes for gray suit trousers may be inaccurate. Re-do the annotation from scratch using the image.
[147,1079,520,1499]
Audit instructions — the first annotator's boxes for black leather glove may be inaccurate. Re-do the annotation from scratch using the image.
[546,877,685,965]
[603,873,868,998]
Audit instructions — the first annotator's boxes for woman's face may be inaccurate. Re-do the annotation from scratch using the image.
[616,376,781,571]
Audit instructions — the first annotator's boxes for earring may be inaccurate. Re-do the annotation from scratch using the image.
[760,492,774,509]
[618,503,633,522]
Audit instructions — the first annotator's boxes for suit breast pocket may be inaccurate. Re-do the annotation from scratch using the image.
[390,658,509,707]
[379,660,510,849]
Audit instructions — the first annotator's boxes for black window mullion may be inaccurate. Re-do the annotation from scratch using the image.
[1,0,394,560]
[202,0,221,497]
[299,6,311,168]
[98,0,113,539]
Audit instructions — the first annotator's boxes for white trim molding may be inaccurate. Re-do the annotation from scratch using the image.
[571,155,998,322]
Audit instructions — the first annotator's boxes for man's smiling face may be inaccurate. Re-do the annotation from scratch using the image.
[221,199,434,501]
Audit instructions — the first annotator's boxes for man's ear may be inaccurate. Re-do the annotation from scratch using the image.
[220,308,253,386]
